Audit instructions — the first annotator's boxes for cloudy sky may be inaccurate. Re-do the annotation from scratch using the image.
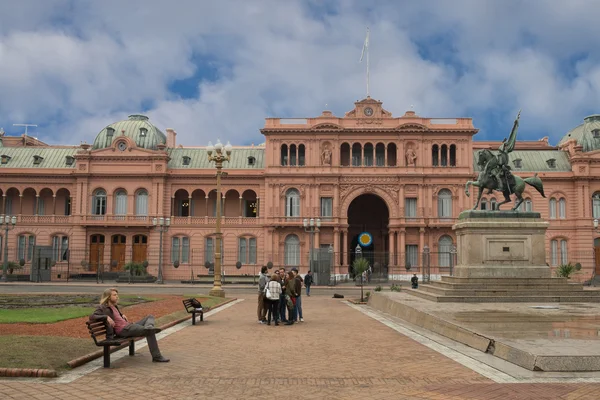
[1,0,599,147]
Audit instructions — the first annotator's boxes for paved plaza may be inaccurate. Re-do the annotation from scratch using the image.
[1,291,600,399]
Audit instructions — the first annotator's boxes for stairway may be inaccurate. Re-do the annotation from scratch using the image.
[406,276,600,302]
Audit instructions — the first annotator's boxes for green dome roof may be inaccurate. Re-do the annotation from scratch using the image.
[559,115,600,152]
[92,114,167,150]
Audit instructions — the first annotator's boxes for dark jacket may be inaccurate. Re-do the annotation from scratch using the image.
[90,304,126,337]
[304,274,313,286]
[294,275,302,297]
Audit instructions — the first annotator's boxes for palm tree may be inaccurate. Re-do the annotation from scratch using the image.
[352,257,370,302]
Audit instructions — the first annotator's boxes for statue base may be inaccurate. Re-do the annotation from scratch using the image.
[452,210,550,278]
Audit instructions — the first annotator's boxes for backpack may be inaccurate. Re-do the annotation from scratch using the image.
[189,298,203,309]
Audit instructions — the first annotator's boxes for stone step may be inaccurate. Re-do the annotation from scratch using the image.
[406,290,600,303]
[420,285,594,297]
[440,276,568,285]
[429,281,579,291]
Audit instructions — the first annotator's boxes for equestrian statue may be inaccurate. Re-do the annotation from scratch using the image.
[465,111,545,211]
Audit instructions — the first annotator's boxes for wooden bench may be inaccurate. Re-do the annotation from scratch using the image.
[182,299,204,325]
[86,320,140,368]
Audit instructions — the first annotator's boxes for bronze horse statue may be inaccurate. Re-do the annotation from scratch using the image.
[466,149,545,211]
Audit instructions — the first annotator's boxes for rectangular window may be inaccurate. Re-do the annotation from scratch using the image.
[52,236,59,261]
[405,245,418,269]
[593,197,600,219]
[27,235,35,262]
[61,236,69,261]
[549,199,556,219]
[171,237,180,263]
[551,240,558,266]
[525,200,533,212]
[17,235,25,261]
[320,197,333,218]
[405,198,417,217]
[560,240,568,265]
[205,237,214,264]
[559,199,566,219]
[182,237,189,263]
[438,198,452,218]
[238,238,247,264]
[249,238,257,264]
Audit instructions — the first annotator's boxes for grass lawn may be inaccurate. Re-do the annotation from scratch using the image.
[0,336,98,370]
[0,296,230,372]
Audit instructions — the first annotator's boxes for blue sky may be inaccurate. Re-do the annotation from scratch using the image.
[1,0,599,147]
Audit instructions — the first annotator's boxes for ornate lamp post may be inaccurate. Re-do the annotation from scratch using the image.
[152,217,170,284]
[1,215,17,282]
[303,218,321,271]
[207,139,232,297]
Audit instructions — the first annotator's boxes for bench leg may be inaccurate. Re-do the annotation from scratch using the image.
[200,312,203,322]
[129,340,135,356]
[103,346,111,368]
[192,312,196,325]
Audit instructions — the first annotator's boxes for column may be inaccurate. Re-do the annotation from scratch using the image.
[256,197,260,218]
[52,195,57,215]
[315,230,320,249]
[388,230,396,266]
[239,196,243,217]
[399,229,406,268]
[419,228,425,259]
[19,195,23,214]
[34,195,39,216]
[188,196,193,222]
[333,228,340,269]
[2,194,6,215]
[205,196,209,217]
[342,229,348,266]
[171,196,175,217]
[584,184,590,219]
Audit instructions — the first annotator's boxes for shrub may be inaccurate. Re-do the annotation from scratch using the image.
[364,291,371,300]
[6,261,22,274]
[374,285,382,292]
[390,284,401,292]
[555,263,578,279]
[124,262,147,276]
[352,257,370,302]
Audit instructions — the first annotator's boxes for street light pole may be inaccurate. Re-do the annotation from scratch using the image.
[1,215,17,282]
[153,217,170,284]
[207,140,232,298]
[303,218,321,271]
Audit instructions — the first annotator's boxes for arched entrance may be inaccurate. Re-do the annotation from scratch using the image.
[594,238,600,276]
[89,234,105,272]
[111,234,126,271]
[347,194,390,277]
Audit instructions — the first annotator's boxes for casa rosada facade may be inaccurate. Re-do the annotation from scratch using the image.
[1,97,599,282]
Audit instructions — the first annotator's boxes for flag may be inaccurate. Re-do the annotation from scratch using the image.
[359,27,369,62]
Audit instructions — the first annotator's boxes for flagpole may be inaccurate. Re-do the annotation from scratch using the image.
[366,28,370,97]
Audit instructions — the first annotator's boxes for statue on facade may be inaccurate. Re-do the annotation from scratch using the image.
[321,146,332,165]
[465,111,546,210]
[405,147,417,166]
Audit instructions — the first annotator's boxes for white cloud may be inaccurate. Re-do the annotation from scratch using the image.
[0,0,599,147]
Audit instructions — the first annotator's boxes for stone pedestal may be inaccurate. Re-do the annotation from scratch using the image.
[452,211,550,279]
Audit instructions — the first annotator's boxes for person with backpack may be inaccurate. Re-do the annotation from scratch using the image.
[264,273,282,325]
[304,270,313,296]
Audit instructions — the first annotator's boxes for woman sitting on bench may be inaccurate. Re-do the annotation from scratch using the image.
[90,288,170,363]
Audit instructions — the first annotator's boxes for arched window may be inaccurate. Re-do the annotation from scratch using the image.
[387,143,397,166]
[558,198,566,219]
[17,234,35,262]
[549,198,557,219]
[440,144,448,167]
[593,192,600,218]
[480,198,487,211]
[438,235,453,267]
[437,189,452,218]
[135,190,148,216]
[285,189,300,217]
[449,144,456,167]
[375,143,385,166]
[340,143,351,166]
[114,190,127,216]
[432,144,439,167]
[280,144,288,166]
[490,198,497,211]
[363,143,374,167]
[298,144,305,166]
[352,143,362,166]
[525,199,533,212]
[290,144,297,166]
[93,189,107,215]
[284,234,300,266]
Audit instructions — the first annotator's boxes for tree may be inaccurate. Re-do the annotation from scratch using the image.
[352,257,370,302]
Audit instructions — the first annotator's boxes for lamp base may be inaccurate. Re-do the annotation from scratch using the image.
[209,288,226,297]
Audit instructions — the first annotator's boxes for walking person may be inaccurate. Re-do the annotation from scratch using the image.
[264,273,282,325]
[90,288,170,363]
[304,270,313,296]
[257,266,269,324]
[292,268,304,322]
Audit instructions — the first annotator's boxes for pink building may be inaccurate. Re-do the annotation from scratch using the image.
[0,98,598,282]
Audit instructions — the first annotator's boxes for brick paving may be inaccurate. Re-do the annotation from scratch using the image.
[1,295,600,399]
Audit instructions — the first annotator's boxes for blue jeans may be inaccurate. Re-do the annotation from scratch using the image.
[279,294,287,321]
[294,295,303,320]
[305,284,311,296]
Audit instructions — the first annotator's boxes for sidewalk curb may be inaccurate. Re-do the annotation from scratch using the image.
[0,368,57,378]
[66,297,238,370]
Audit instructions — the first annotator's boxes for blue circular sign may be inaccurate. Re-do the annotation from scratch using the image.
[358,232,373,247]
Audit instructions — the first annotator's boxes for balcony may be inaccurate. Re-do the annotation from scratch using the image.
[170,216,261,226]
[81,215,152,226]
[18,215,73,224]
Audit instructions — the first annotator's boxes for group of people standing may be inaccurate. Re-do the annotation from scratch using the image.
[256,266,313,326]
